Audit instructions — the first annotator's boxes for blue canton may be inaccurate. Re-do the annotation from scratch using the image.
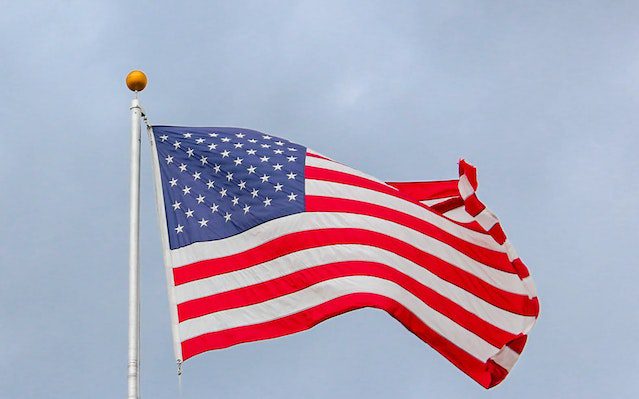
[153,126,306,249]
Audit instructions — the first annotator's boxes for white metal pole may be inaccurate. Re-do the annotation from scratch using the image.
[128,97,142,399]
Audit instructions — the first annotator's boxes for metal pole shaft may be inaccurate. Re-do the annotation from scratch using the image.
[128,97,142,399]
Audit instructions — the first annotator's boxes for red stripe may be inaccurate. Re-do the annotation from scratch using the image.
[306,195,514,273]
[306,152,332,161]
[177,261,518,347]
[307,165,412,201]
[181,293,509,389]
[486,360,509,388]
[488,224,507,245]
[386,180,460,201]
[464,194,485,216]
[173,228,539,316]
[512,259,530,279]
[429,197,465,214]
[507,334,527,354]
[459,159,478,190]
[450,220,487,233]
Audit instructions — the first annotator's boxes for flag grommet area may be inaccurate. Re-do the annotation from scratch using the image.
[148,126,539,389]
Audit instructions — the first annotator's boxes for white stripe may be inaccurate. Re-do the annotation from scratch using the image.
[307,155,393,187]
[458,175,474,200]
[307,149,332,160]
[306,179,503,251]
[419,197,474,224]
[504,241,519,262]
[491,346,520,372]
[522,276,537,298]
[178,275,499,362]
[175,244,536,334]
[475,208,498,231]
[443,207,474,223]
[420,196,458,206]
[170,212,528,296]
[148,127,183,361]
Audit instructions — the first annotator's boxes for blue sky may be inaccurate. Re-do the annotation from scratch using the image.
[1,1,638,397]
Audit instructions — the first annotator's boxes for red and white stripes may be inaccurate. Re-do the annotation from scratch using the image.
[162,150,539,389]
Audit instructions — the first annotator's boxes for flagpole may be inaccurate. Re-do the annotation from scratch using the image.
[126,70,147,399]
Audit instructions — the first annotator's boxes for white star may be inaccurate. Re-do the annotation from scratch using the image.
[243,204,251,214]
[221,137,231,142]
[246,165,257,174]
[165,155,174,164]
[224,212,232,222]
[159,135,168,142]
[272,163,283,171]
[183,133,192,138]
[275,140,284,146]
[184,209,194,218]
[186,148,194,157]
[221,150,230,158]
[179,163,187,172]
[234,157,243,166]
[246,149,257,155]
[209,132,218,137]
[231,196,239,206]
[263,197,272,206]
[213,164,221,173]
[198,218,209,227]
[200,156,208,165]
[273,149,284,155]
[287,156,297,162]
[250,188,259,198]
[262,135,272,140]
[226,172,234,181]
[219,188,227,197]
[182,186,191,195]
[210,203,219,213]
[260,174,270,183]
[169,178,178,187]
[261,144,271,148]
[195,138,205,144]
[248,138,258,143]
[287,192,298,201]
[206,180,215,189]
[192,172,201,180]
[287,172,297,180]
[172,201,181,210]
[234,142,244,148]
[235,133,245,138]
[288,147,297,152]
[175,224,184,233]
[238,180,247,190]
[273,183,283,192]
[260,156,270,163]
[173,141,182,149]
[196,194,206,204]
[208,143,217,150]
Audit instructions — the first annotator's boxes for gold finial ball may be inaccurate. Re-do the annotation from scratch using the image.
[126,70,147,92]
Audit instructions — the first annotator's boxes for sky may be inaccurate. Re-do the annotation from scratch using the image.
[1,1,638,398]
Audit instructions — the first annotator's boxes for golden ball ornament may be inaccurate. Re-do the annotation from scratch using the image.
[126,70,147,91]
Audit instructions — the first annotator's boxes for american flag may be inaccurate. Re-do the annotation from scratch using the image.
[149,126,539,388]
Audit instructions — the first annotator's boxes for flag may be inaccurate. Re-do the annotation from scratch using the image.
[148,126,539,388]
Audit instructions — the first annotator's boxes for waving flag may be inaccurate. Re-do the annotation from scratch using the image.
[149,126,539,388]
